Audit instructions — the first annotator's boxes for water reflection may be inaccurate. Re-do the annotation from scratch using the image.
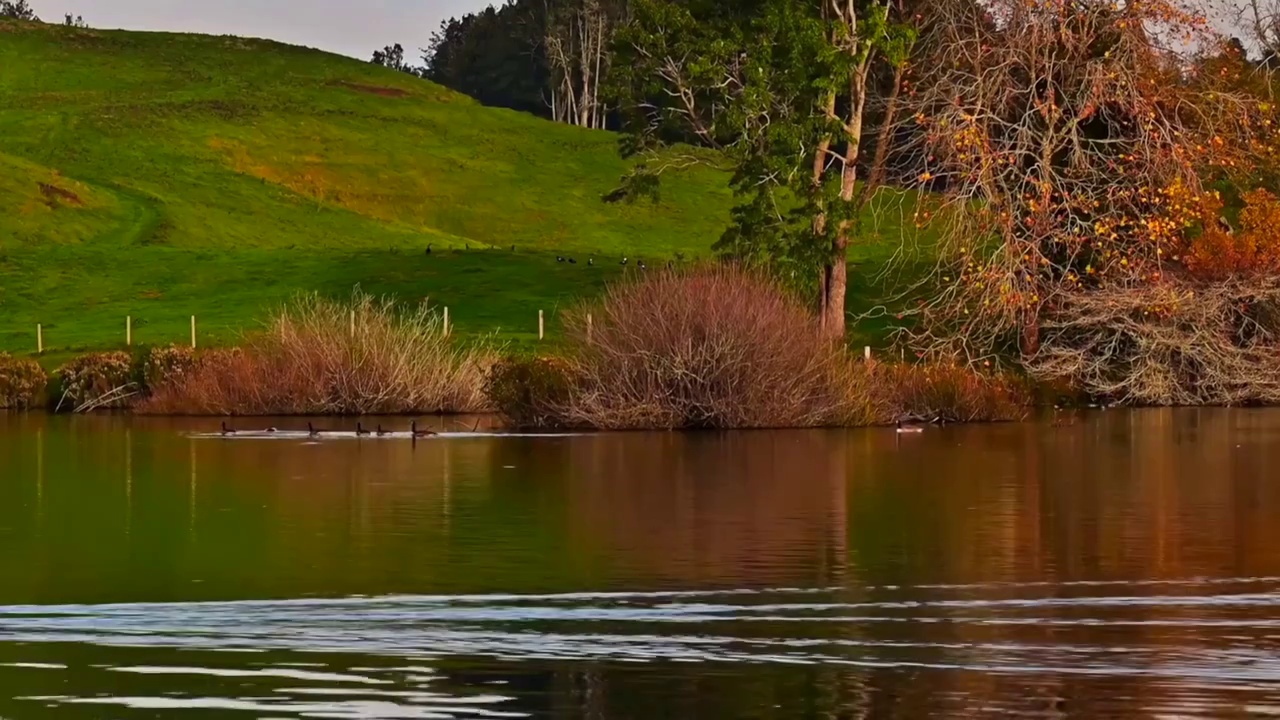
[0,410,1278,717]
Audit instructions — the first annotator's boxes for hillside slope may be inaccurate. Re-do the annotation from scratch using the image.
[0,20,736,353]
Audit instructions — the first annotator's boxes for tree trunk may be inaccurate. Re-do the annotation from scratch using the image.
[819,241,848,339]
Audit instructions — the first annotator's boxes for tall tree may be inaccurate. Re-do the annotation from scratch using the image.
[371,43,409,72]
[613,0,918,338]
[545,0,628,128]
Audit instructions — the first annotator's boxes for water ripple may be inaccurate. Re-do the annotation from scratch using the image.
[4,581,1280,716]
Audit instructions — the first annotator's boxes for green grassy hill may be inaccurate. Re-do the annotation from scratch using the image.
[0,19,907,358]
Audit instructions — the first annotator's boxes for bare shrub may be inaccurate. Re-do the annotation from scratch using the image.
[56,351,135,412]
[556,265,876,429]
[139,291,495,415]
[477,268,1028,429]
[1028,279,1280,406]
[872,362,1031,423]
[0,353,46,409]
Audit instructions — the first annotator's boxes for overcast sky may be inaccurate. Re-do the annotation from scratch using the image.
[29,0,493,59]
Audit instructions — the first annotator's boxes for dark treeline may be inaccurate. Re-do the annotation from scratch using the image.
[0,1,37,20]
[1,4,88,26]
[374,0,626,129]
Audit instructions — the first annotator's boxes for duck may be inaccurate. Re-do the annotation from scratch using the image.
[557,256,566,263]
[356,422,371,437]
[620,257,628,266]
[568,257,577,264]
[308,422,322,439]
[220,421,236,436]
[425,244,432,255]
[376,424,391,437]
[895,420,925,434]
[587,258,594,266]
[411,420,436,439]
[637,260,647,270]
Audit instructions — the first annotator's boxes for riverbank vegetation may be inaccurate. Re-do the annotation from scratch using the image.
[138,292,493,416]
[13,273,1026,427]
[485,266,1028,429]
[499,265,876,429]
[0,353,43,409]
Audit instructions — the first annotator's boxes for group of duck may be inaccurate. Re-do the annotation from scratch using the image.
[220,421,437,439]
[552,253,645,267]
[422,243,649,270]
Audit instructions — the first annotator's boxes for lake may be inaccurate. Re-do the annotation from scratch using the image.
[0,410,1278,718]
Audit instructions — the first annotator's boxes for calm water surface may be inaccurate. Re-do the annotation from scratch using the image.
[1,410,1279,718]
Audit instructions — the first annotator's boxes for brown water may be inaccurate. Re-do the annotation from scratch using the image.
[0,410,1278,718]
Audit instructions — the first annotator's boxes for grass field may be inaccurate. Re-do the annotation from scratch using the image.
[0,19,913,361]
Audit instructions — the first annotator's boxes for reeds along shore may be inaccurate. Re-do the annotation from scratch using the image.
[5,275,1030,426]
[138,292,492,416]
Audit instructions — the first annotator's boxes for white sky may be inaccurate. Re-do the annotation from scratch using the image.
[28,0,495,59]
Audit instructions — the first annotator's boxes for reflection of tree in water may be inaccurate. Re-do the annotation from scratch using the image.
[541,431,851,589]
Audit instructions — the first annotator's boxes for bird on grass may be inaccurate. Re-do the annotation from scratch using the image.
[221,421,236,437]
[588,258,594,266]
[620,257,629,266]
[557,256,566,263]
[411,420,437,439]
[425,244,432,255]
[638,260,647,271]
[356,422,371,437]
[568,258,577,264]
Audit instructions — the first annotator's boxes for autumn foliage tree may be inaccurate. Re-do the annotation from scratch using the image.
[899,0,1280,403]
